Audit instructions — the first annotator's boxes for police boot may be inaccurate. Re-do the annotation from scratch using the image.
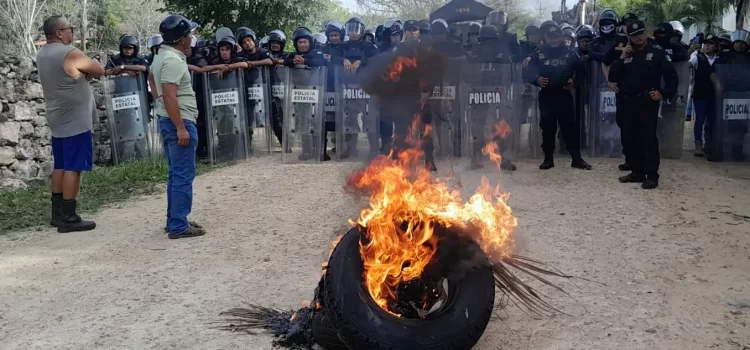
[500,158,517,171]
[469,142,484,170]
[619,172,645,183]
[539,153,554,170]
[618,163,632,171]
[57,199,96,233]
[694,142,704,157]
[641,175,659,189]
[570,151,592,170]
[50,193,63,227]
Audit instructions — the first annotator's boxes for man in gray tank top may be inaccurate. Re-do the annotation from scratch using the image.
[37,16,104,233]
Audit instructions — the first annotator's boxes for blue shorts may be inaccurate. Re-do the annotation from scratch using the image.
[51,131,93,171]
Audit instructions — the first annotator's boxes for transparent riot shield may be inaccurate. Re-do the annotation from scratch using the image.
[587,63,621,158]
[459,63,517,168]
[203,70,250,164]
[103,73,152,164]
[711,64,750,162]
[281,66,326,163]
[512,64,541,159]
[146,73,163,159]
[323,66,337,158]
[428,60,461,159]
[269,66,288,152]
[572,58,592,159]
[657,61,689,159]
[245,67,272,155]
[333,65,381,161]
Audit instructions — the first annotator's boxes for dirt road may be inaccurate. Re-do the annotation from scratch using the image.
[1,156,749,349]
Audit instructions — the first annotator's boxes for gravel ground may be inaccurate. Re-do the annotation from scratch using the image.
[1,150,749,349]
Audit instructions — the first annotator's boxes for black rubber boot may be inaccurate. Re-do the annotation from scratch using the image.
[50,193,63,227]
[539,153,554,170]
[57,199,96,233]
[619,173,645,183]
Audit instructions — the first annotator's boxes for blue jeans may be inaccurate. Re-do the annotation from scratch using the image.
[693,99,715,144]
[159,116,198,234]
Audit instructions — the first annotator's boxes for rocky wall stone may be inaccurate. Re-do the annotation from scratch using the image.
[0,55,112,189]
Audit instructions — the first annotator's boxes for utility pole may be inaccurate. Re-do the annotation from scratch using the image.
[81,0,88,51]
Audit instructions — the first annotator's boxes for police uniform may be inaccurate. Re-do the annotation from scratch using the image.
[321,24,346,158]
[608,21,678,189]
[527,24,591,170]
[338,37,380,159]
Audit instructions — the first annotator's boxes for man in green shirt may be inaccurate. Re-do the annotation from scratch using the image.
[151,14,205,239]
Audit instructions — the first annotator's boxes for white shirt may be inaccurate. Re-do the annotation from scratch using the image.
[689,51,718,67]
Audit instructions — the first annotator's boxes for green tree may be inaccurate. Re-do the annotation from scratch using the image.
[161,0,322,38]
[304,0,354,32]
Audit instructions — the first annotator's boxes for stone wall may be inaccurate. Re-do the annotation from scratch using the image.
[0,55,112,189]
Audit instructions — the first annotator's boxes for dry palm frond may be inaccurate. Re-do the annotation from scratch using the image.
[212,304,315,348]
[492,255,576,317]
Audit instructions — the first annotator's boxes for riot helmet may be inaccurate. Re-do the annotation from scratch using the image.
[669,21,685,35]
[268,29,287,53]
[259,36,269,50]
[730,29,749,45]
[119,34,139,57]
[561,23,575,37]
[345,17,366,40]
[431,19,448,36]
[216,36,237,61]
[468,22,482,36]
[292,27,314,53]
[383,19,404,44]
[620,12,639,25]
[653,22,674,45]
[539,20,557,34]
[418,19,431,35]
[324,19,345,39]
[575,25,595,39]
[525,23,540,36]
[364,29,375,42]
[236,27,258,52]
[159,14,198,44]
[598,9,618,35]
[147,34,162,56]
[313,32,327,49]
[479,25,499,40]
[375,24,384,42]
[486,10,508,28]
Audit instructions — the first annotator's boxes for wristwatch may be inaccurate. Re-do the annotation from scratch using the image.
[119,64,125,70]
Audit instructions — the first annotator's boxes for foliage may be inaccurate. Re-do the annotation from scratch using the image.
[355,0,444,20]
[161,0,322,39]
[0,159,223,233]
[595,0,734,34]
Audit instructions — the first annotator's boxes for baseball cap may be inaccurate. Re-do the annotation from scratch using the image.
[626,20,646,36]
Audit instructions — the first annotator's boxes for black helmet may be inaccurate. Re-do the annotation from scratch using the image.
[561,23,575,38]
[479,25,499,40]
[217,36,237,52]
[525,23,540,35]
[598,9,618,25]
[620,12,639,25]
[268,29,287,48]
[653,22,674,37]
[236,27,257,45]
[119,34,140,56]
[539,20,557,33]
[418,19,431,34]
[364,28,375,42]
[324,19,345,38]
[575,25,595,39]
[718,32,732,43]
[147,35,163,49]
[313,32,327,48]
[431,19,448,35]
[403,20,419,31]
[159,14,197,44]
[195,38,207,49]
[486,10,508,27]
[292,27,314,52]
[375,25,384,41]
[345,17,365,37]
[383,19,404,38]
[468,22,482,36]
[259,36,269,49]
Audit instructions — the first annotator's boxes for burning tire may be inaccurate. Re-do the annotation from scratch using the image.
[323,227,496,350]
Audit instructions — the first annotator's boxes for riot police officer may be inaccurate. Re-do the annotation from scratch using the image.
[669,21,687,48]
[207,36,248,69]
[145,34,163,65]
[321,19,346,158]
[717,30,750,63]
[588,9,620,62]
[653,23,689,62]
[574,25,595,147]
[718,33,732,52]
[267,29,290,61]
[561,23,575,48]
[313,33,327,50]
[259,36,269,50]
[236,28,274,65]
[608,20,678,189]
[430,19,464,57]
[375,25,385,47]
[364,29,376,43]
[527,23,592,171]
[105,34,149,76]
[418,19,431,43]
[403,20,421,42]
[486,10,521,62]
[380,19,403,53]
[465,22,482,55]
[266,29,291,150]
[520,22,541,59]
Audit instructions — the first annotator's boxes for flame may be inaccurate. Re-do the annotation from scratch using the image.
[383,56,417,82]
[482,120,512,172]
[345,127,517,315]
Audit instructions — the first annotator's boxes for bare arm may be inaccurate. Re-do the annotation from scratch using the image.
[187,64,204,73]
[65,49,105,79]
[123,65,147,72]
[148,72,158,98]
[251,58,274,67]
[162,83,185,131]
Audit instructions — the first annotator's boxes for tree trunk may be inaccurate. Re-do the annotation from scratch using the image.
[81,0,88,51]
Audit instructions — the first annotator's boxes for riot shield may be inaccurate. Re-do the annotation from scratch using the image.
[459,63,517,167]
[245,67,272,155]
[428,60,461,159]
[587,63,621,158]
[192,71,210,159]
[103,73,152,164]
[146,74,163,159]
[333,65,381,161]
[711,64,750,162]
[281,66,327,163]
[269,66,288,152]
[203,70,251,164]
[512,64,541,159]
[657,61,689,159]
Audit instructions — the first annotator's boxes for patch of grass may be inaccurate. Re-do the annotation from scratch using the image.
[0,159,224,234]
